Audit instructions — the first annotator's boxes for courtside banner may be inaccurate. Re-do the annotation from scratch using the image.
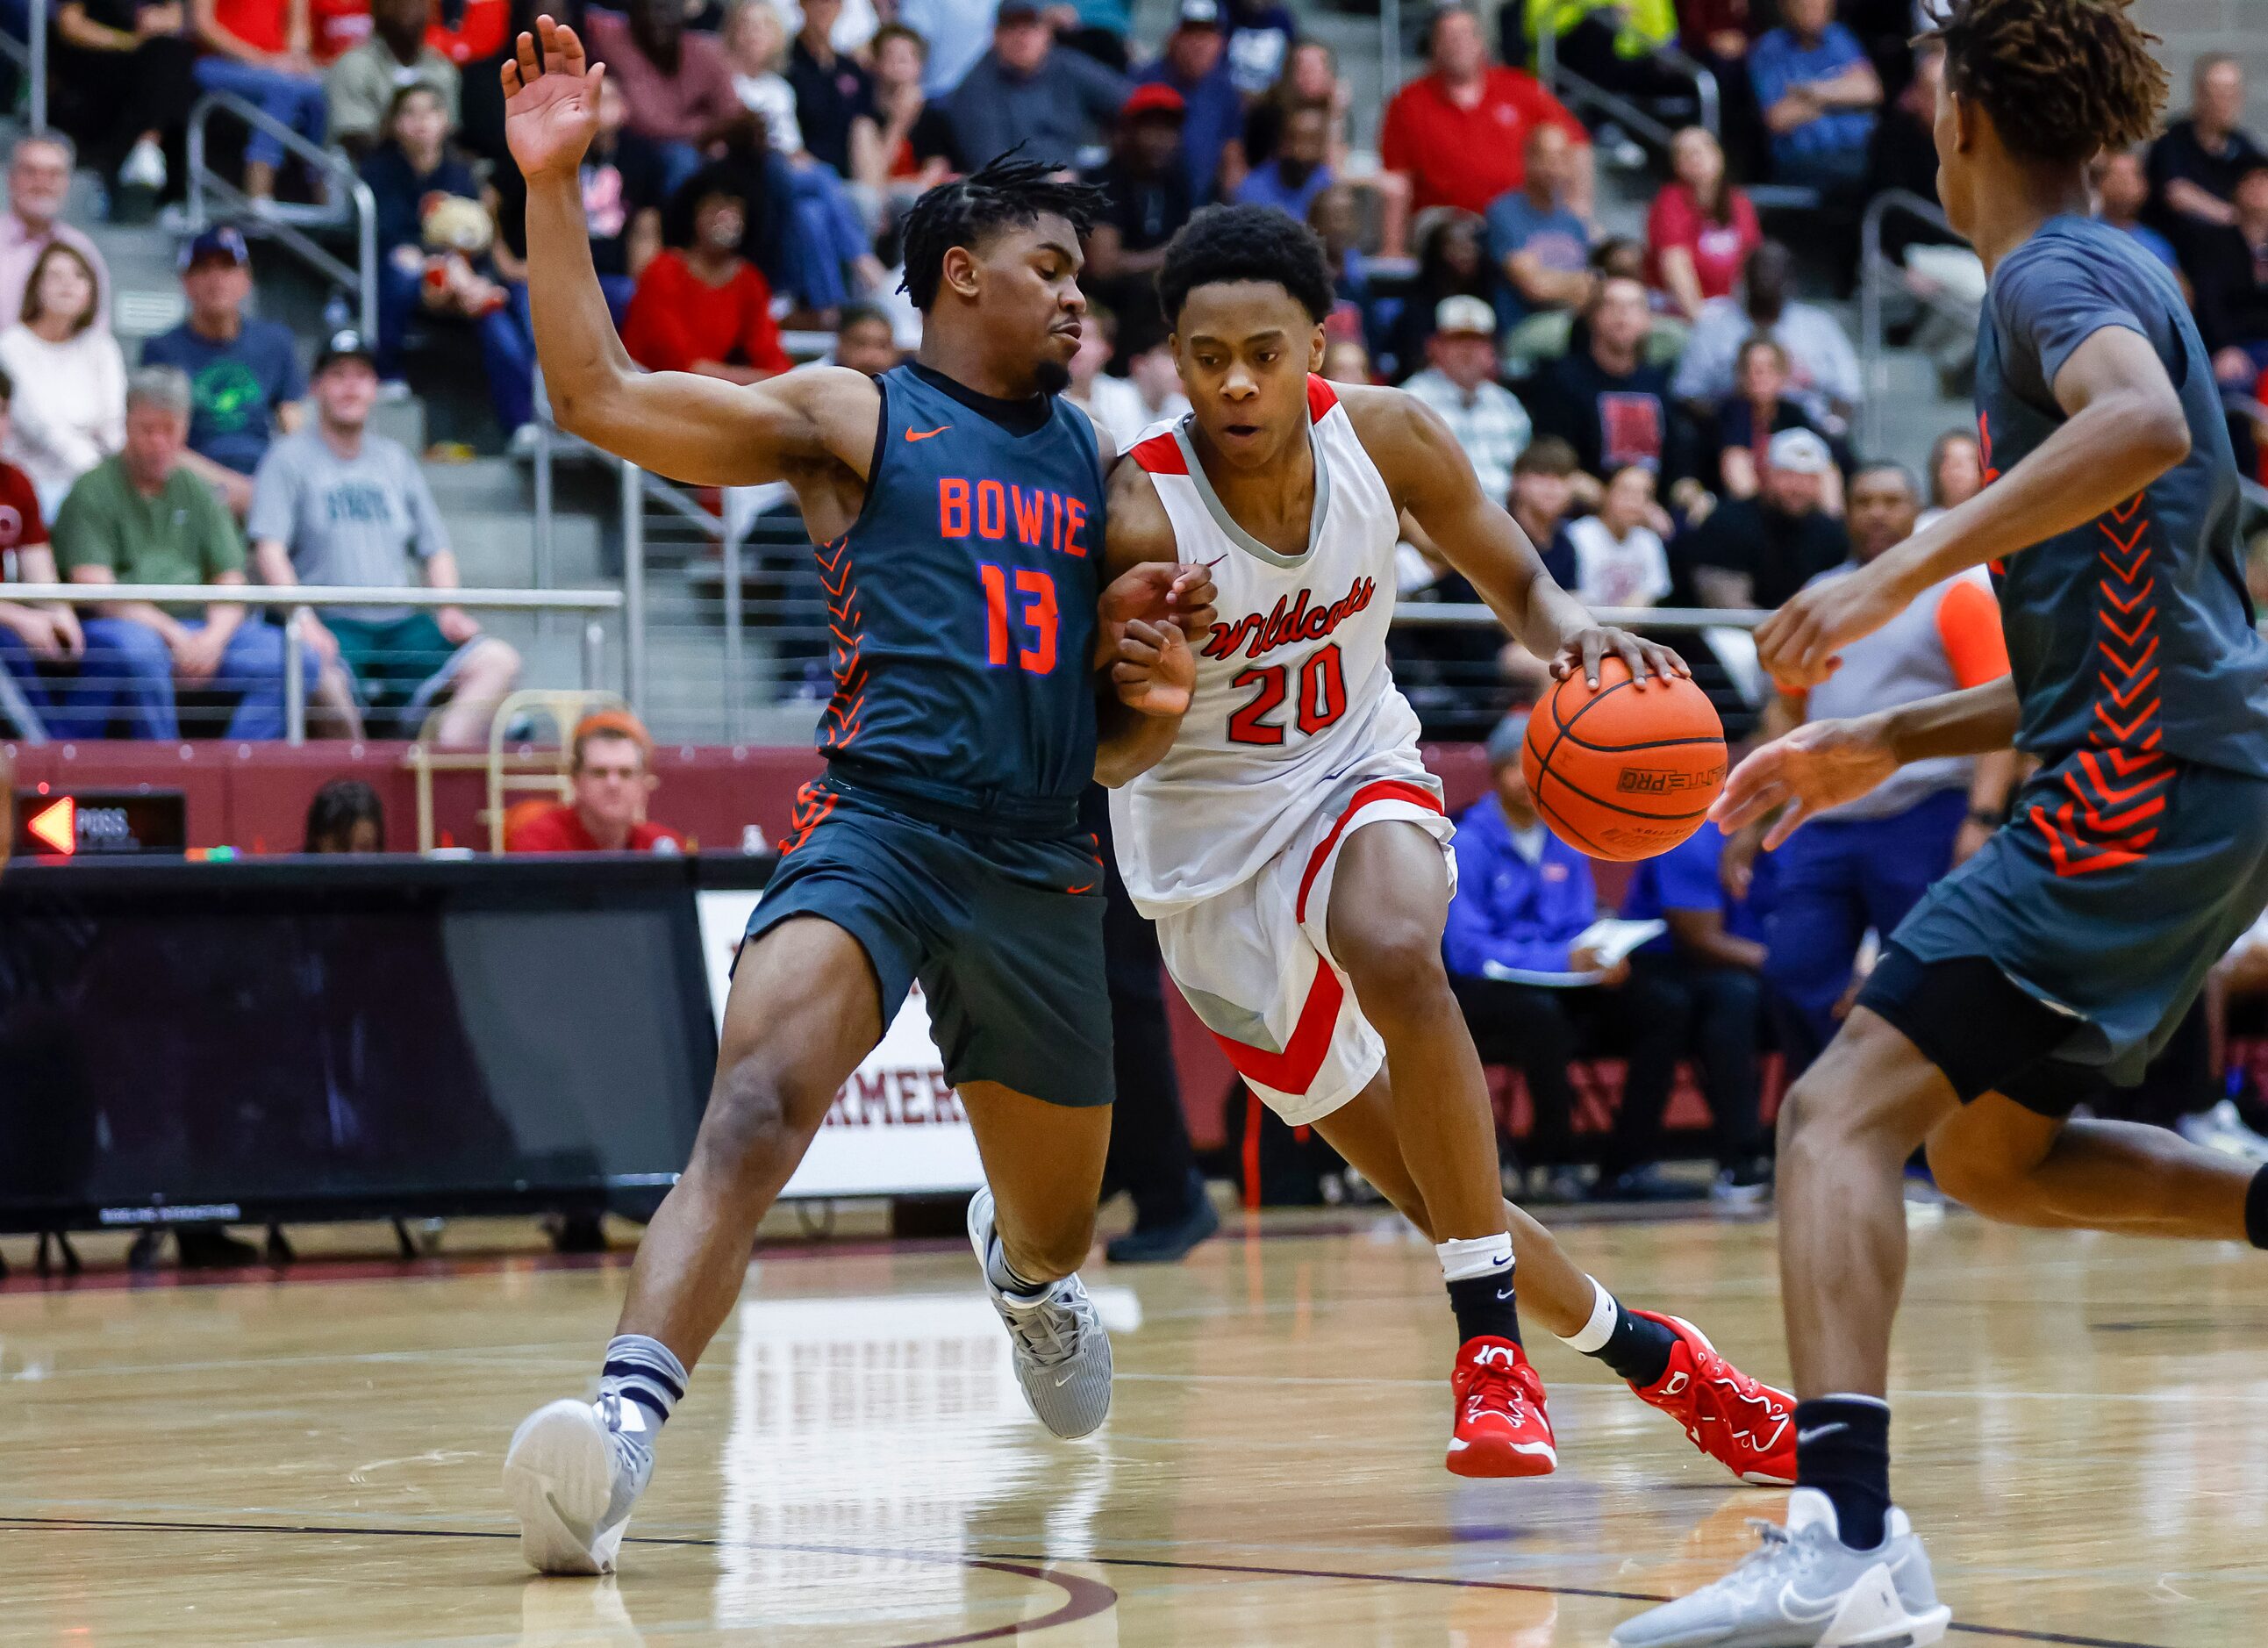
[695,889,984,1198]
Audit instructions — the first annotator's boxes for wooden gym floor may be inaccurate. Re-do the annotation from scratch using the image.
[1,1204,2262,1646]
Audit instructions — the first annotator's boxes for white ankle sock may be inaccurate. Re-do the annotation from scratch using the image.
[1554,1276,1620,1354]
[1434,1231,1513,1284]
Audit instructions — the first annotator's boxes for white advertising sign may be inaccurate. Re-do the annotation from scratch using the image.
[696,889,985,1199]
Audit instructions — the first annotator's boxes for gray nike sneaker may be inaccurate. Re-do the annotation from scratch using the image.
[968,1185,1113,1438]
[1610,1488,1952,1648]
[504,1394,655,1574]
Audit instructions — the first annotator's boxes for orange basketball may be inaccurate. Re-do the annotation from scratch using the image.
[1520,656,1727,862]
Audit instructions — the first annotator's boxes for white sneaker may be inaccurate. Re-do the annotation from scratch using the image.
[118,140,167,192]
[1610,1488,1951,1647]
[968,1185,1113,1438]
[2175,1100,2268,1164]
[504,1395,654,1574]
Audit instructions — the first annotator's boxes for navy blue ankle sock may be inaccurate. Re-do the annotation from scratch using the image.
[1445,1272,1522,1347]
[2247,1165,2268,1250]
[1590,1305,1678,1387]
[1794,1394,1891,1550]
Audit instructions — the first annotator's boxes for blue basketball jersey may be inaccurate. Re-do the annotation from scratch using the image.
[816,363,1105,818]
[1975,215,2268,778]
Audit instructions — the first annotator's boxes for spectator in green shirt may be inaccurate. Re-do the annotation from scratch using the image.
[53,364,315,738]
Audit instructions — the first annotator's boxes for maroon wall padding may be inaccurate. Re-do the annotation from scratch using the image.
[2,739,828,856]
[4,737,1675,1152]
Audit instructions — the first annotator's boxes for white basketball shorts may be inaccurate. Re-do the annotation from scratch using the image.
[1153,751,1455,1127]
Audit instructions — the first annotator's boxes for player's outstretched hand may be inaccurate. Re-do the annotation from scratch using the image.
[1753,560,1910,690]
[1550,624,1688,690]
[1099,561,1219,646]
[1711,716,1899,849]
[502,17,603,181]
[1112,618,1195,718]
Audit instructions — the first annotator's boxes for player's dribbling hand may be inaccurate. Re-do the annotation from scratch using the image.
[1753,561,1910,690]
[501,17,603,181]
[1710,716,1899,849]
[1551,625,1688,690]
[1112,619,1195,718]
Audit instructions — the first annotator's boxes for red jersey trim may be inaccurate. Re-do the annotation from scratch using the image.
[1306,375,1338,420]
[1129,432,1187,475]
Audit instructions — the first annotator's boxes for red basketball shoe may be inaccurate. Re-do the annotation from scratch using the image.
[1446,1336,1556,1478]
[1626,1311,1796,1485]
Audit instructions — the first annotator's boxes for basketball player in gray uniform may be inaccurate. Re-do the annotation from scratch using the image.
[1618,2,2268,1643]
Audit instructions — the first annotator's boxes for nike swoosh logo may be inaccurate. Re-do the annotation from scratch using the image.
[1495,1286,1515,1300]
[905,426,949,441]
[1065,881,1096,895]
[1776,1581,1849,1623]
[1052,1370,1077,1387]
[1795,1423,1847,1445]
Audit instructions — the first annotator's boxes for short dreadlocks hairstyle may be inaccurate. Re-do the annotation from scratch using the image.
[898,154,1105,312]
[1156,204,1336,327]
[1922,0,2167,167]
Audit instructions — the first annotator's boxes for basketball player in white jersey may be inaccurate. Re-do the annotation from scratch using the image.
[1097,205,1797,1481]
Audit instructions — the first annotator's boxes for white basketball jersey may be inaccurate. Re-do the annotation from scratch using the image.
[1110,376,1428,916]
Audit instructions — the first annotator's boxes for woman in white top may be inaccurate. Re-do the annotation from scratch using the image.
[0,242,125,519]
[719,0,885,308]
[1563,464,1672,610]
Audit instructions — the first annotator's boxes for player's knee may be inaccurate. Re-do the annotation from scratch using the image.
[693,1053,812,1184]
[1338,922,1451,1024]
[1775,1070,1849,1165]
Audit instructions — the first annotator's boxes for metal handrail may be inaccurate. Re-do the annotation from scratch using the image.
[185,91,379,341]
[1394,604,1766,629]
[2,584,624,611]
[1535,14,1721,147]
[0,584,623,746]
[1857,188,1959,456]
[0,13,39,133]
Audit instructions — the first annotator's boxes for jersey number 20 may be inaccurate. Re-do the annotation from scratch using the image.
[1227,644,1347,745]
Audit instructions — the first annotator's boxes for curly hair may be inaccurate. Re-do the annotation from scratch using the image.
[1922,0,2167,167]
[1156,204,1336,327]
[898,153,1105,312]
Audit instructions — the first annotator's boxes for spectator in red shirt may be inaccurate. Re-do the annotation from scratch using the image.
[0,366,80,739]
[191,0,330,202]
[621,183,791,381]
[1647,125,1760,320]
[1379,4,1590,219]
[506,712,688,855]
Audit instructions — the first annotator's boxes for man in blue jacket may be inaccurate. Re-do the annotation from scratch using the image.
[1621,820,1778,1201]
[1444,713,1686,1199]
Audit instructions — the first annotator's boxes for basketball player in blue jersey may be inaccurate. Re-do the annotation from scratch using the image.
[492,21,1212,1575]
[1617,4,2268,1643]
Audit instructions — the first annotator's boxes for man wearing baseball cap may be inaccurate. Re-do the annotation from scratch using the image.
[944,0,1130,177]
[248,329,523,747]
[1399,295,1530,506]
[141,226,306,519]
[1129,0,1240,201]
[1681,425,1851,611]
[1083,83,1194,331]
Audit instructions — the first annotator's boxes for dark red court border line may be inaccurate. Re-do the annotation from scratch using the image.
[0,1516,1115,1647]
[0,1203,1762,1296]
[0,1514,2181,1648]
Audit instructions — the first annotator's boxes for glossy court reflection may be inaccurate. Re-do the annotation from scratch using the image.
[0,1211,2261,1644]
